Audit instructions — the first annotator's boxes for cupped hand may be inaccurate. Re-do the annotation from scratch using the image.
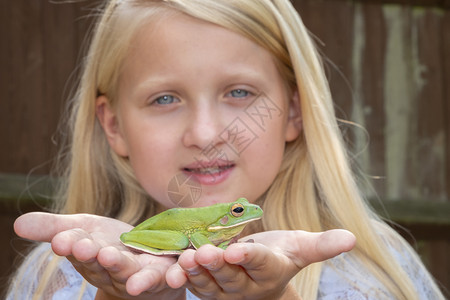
[167,229,356,299]
[14,212,185,300]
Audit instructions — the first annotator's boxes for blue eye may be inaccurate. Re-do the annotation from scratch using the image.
[153,95,177,105]
[229,89,249,98]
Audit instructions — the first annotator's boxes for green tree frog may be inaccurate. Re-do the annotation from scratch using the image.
[120,198,263,255]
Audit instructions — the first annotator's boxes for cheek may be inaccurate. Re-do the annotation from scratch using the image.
[264,118,288,165]
[247,121,287,182]
[127,153,175,208]
[121,115,175,163]
[123,130,176,194]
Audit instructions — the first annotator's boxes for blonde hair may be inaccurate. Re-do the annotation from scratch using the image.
[9,0,444,299]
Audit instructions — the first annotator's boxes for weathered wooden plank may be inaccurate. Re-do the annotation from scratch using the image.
[350,3,389,197]
[0,0,10,155]
[293,1,449,204]
[0,1,93,175]
[293,0,356,121]
[369,198,450,227]
[420,240,450,296]
[0,196,46,300]
[383,4,421,200]
[351,0,450,9]
[413,8,447,202]
[1,1,45,173]
[0,173,55,205]
[380,5,447,202]
[40,2,90,169]
[443,10,450,206]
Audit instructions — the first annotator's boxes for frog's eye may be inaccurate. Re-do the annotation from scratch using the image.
[231,203,245,217]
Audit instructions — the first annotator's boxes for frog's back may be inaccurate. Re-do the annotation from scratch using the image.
[132,206,221,232]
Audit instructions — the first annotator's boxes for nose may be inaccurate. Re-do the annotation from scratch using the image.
[182,102,224,150]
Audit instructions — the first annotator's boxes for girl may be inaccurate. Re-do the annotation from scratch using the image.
[7,0,445,299]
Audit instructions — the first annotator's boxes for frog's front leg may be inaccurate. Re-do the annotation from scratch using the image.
[120,230,190,254]
[189,231,216,249]
[216,239,233,250]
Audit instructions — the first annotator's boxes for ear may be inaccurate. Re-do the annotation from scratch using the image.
[284,89,302,142]
[95,95,129,157]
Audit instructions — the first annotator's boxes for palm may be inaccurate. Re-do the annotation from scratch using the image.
[14,212,185,299]
[169,229,355,299]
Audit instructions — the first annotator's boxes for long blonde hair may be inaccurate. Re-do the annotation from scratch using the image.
[9,0,444,299]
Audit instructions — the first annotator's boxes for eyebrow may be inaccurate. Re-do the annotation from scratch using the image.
[134,68,267,90]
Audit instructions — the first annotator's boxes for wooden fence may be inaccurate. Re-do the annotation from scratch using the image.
[1,0,449,297]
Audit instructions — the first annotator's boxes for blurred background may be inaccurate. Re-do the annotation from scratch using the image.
[1,0,449,297]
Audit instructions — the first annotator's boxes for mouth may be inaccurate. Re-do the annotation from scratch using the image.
[182,160,235,185]
[183,164,234,174]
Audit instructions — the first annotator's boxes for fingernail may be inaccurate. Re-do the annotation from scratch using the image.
[203,259,218,270]
[186,265,201,276]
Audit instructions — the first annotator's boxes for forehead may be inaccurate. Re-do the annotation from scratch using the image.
[125,12,261,62]
[118,12,281,91]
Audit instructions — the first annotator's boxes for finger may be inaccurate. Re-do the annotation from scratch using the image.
[73,237,103,262]
[95,247,144,296]
[14,212,132,243]
[178,248,221,296]
[166,262,189,289]
[239,229,355,269]
[52,231,111,284]
[14,212,85,242]
[98,247,177,296]
[223,242,306,299]
[51,228,94,257]
[126,264,170,296]
[71,237,108,276]
[224,242,294,281]
[97,246,143,282]
[195,245,250,294]
[289,229,356,268]
[316,229,356,258]
[126,255,177,296]
[68,254,114,288]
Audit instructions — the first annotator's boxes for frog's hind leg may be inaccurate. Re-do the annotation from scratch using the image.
[120,230,189,255]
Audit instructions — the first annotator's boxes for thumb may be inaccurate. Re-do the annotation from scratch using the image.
[292,229,356,268]
[14,212,85,242]
[238,229,356,270]
[13,212,121,242]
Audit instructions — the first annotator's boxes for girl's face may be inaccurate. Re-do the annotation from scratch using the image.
[97,12,301,208]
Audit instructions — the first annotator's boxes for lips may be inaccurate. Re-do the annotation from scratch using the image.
[182,160,235,185]
[184,164,233,174]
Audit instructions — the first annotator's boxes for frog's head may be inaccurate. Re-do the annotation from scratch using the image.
[208,198,263,232]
